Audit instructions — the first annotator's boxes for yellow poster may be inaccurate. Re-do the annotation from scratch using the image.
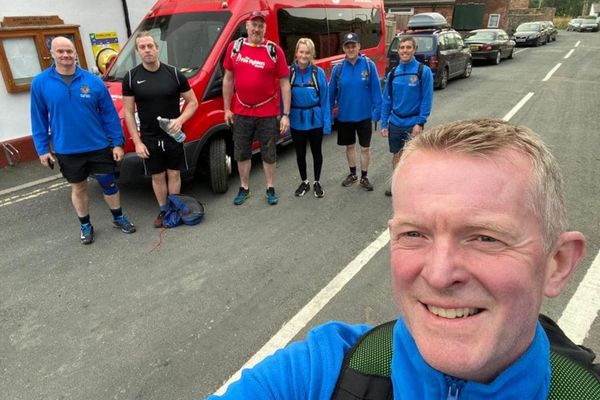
[89,32,120,72]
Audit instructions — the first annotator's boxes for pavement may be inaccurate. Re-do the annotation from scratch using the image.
[0,159,63,195]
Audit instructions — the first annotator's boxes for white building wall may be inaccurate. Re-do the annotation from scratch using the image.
[0,0,155,144]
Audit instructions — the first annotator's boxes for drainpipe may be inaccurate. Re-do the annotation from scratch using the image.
[121,0,133,38]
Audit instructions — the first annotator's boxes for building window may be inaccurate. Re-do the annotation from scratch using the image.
[488,14,500,28]
[0,16,87,93]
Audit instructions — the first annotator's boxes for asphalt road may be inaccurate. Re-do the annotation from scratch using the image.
[1,30,598,400]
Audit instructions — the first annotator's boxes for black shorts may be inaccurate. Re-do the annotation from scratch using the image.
[232,115,278,164]
[142,137,186,175]
[336,119,372,147]
[55,147,116,183]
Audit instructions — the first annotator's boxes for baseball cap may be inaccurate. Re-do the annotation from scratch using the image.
[248,10,267,21]
[342,32,359,46]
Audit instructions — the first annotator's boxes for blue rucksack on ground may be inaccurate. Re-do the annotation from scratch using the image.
[162,194,205,228]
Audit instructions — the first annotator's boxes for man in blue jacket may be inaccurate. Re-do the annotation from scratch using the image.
[381,36,433,196]
[30,36,135,244]
[208,119,591,399]
[329,33,382,191]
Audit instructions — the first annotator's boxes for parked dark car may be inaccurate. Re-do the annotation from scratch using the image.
[578,18,599,32]
[543,21,558,41]
[566,18,584,31]
[566,18,598,32]
[387,13,472,90]
[512,22,548,47]
[464,29,515,65]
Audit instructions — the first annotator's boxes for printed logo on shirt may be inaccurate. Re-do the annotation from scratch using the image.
[361,70,369,81]
[80,85,91,98]
[409,75,418,87]
[137,80,146,84]
[235,53,266,69]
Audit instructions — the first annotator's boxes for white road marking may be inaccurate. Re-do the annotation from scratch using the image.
[0,174,62,197]
[214,230,391,395]
[575,41,581,47]
[502,92,534,121]
[558,249,600,344]
[564,49,574,59]
[542,63,561,81]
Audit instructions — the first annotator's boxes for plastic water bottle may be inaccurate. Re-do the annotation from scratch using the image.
[157,116,186,143]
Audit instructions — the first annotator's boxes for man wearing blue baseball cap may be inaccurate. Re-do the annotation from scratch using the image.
[329,32,382,192]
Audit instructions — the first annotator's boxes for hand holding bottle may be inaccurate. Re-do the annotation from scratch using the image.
[157,116,186,143]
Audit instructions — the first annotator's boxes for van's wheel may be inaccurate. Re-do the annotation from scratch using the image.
[209,138,231,193]
[438,68,449,89]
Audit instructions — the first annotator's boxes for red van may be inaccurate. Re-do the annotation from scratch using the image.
[103,0,386,193]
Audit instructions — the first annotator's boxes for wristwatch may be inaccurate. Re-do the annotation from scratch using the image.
[282,112,289,117]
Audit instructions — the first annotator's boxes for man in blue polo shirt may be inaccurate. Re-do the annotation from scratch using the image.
[30,36,135,244]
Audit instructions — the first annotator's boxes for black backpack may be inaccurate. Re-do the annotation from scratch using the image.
[332,314,600,399]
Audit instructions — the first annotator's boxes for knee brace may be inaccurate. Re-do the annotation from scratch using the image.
[95,173,119,196]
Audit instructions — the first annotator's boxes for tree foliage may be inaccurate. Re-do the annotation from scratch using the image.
[528,0,588,17]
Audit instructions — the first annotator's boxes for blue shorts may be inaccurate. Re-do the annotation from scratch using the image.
[388,123,413,154]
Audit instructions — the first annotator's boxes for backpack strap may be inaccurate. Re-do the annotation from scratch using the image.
[331,321,394,400]
[266,40,277,63]
[332,317,600,400]
[388,62,424,99]
[231,37,245,58]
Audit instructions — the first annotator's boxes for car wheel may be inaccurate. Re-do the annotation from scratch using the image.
[508,49,514,59]
[461,60,472,78]
[535,38,541,47]
[493,51,501,65]
[436,68,449,89]
[209,137,231,193]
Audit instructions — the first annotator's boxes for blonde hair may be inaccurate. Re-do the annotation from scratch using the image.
[294,38,316,60]
[398,118,566,251]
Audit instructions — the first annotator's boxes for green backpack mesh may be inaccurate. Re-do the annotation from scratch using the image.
[343,321,600,398]
[548,351,600,399]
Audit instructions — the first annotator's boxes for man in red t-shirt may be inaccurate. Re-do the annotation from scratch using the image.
[223,10,291,206]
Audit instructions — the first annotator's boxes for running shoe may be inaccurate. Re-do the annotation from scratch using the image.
[295,181,310,197]
[313,181,324,198]
[153,211,166,228]
[266,187,278,205]
[360,177,374,191]
[113,215,136,233]
[234,187,251,205]
[80,223,94,245]
[341,174,358,187]
[385,187,392,197]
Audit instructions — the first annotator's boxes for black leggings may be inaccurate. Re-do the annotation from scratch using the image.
[291,127,324,181]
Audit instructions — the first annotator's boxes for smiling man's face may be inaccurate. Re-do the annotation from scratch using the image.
[389,148,551,383]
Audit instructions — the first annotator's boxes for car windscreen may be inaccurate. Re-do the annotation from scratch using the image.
[104,11,230,81]
[465,32,496,41]
[516,23,540,32]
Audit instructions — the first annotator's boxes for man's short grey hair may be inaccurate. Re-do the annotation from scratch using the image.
[398,118,567,252]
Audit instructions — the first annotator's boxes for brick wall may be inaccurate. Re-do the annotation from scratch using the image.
[507,7,556,34]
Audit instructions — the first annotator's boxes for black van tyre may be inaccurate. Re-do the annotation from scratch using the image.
[493,51,501,65]
[209,138,230,193]
[437,67,449,89]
